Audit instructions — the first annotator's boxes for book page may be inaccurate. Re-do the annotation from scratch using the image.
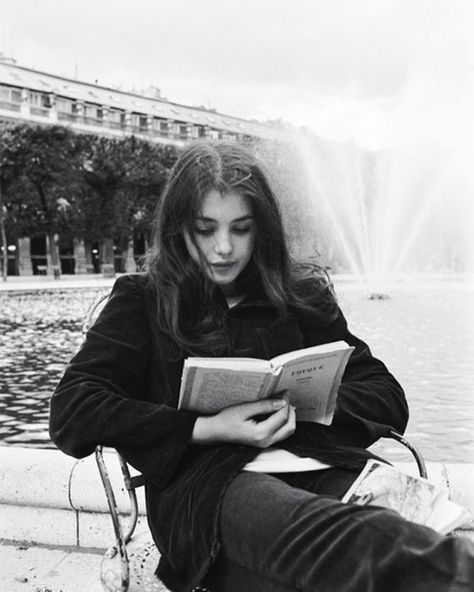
[342,460,470,533]
[185,357,270,370]
[425,490,471,534]
[271,341,350,367]
[274,346,353,424]
[179,366,273,414]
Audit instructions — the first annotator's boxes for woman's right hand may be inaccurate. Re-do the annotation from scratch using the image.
[191,399,296,448]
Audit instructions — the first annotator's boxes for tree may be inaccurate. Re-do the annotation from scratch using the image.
[0,127,36,279]
[2,124,84,278]
[0,190,7,280]
[80,135,178,268]
[0,129,17,280]
[1,126,179,276]
[116,139,178,248]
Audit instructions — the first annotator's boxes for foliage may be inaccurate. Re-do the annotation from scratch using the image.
[0,124,180,267]
[80,135,178,249]
[0,124,87,276]
[1,125,83,235]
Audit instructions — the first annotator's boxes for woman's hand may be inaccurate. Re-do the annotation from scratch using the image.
[191,398,296,447]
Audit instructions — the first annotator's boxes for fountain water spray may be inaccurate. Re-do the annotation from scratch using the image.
[268,132,472,298]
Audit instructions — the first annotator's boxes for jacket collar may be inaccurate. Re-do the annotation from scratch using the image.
[226,294,305,359]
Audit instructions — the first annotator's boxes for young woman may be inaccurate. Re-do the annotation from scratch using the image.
[49,141,474,592]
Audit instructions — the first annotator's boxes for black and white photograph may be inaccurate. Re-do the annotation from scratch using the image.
[0,1,473,590]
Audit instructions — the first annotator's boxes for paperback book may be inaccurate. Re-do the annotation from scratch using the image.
[178,340,354,425]
[342,459,470,534]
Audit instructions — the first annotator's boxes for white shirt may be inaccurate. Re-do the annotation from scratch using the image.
[243,447,332,473]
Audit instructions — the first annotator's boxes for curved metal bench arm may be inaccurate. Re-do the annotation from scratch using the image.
[95,445,137,591]
[388,429,427,479]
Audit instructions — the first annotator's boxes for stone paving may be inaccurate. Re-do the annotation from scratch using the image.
[0,541,103,592]
[0,274,117,292]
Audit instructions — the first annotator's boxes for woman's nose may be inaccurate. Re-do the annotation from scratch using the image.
[214,231,233,256]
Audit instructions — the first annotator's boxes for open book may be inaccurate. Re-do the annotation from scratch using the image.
[178,340,354,425]
[342,459,470,534]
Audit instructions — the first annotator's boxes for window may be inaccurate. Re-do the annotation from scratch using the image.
[56,98,74,113]
[0,85,10,101]
[130,114,141,127]
[84,103,99,119]
[108,109,121,122]
[29,92,50,108]
[10,89,22,103]
[0,85,23,103]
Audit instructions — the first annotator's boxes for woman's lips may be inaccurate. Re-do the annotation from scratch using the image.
[210,262,236,272]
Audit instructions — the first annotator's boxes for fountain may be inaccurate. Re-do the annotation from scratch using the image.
[265,133,473,298]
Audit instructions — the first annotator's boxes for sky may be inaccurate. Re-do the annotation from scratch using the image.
[1,0,474,152]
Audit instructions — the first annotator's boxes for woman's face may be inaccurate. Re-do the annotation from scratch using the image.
[184,189,256,295]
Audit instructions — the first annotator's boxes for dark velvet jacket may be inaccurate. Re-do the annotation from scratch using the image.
[49,273,408,592]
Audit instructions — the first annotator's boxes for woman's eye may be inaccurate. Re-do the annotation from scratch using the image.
[232,226,251,234]
[194,227,214,236]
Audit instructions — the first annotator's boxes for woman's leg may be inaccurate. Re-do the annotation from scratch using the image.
[204,470,474,592]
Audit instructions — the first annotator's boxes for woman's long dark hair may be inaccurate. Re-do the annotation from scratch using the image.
[145,141,337,354]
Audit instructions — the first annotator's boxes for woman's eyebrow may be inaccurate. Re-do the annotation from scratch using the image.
[195,215,255,222]
[232,215,255,223]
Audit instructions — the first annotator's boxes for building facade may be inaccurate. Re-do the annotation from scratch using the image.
[0,58,285,276]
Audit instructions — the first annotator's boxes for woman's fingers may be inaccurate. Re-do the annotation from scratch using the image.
[236,398,287,419]
[250,403,295,448]
[268,405,296,445]
[256,402,290,433]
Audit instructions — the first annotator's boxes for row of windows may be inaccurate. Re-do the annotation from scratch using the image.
[0,85,240,142]
[0,84,239,140]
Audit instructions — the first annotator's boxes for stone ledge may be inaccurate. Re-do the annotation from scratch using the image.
[0,445,146,514]
[0,446,145,549]
[0,446,472,549]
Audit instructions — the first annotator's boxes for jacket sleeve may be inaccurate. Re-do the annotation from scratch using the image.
[49,274,199,487]
[328,308,409,448]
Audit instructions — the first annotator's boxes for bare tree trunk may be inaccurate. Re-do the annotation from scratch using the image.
[47,231,61,279]
[0,216,7,281]
[0,188,7,281]
[100,237,115,277]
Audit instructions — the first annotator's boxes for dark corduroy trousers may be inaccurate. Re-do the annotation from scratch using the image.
[204,468,474,592]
